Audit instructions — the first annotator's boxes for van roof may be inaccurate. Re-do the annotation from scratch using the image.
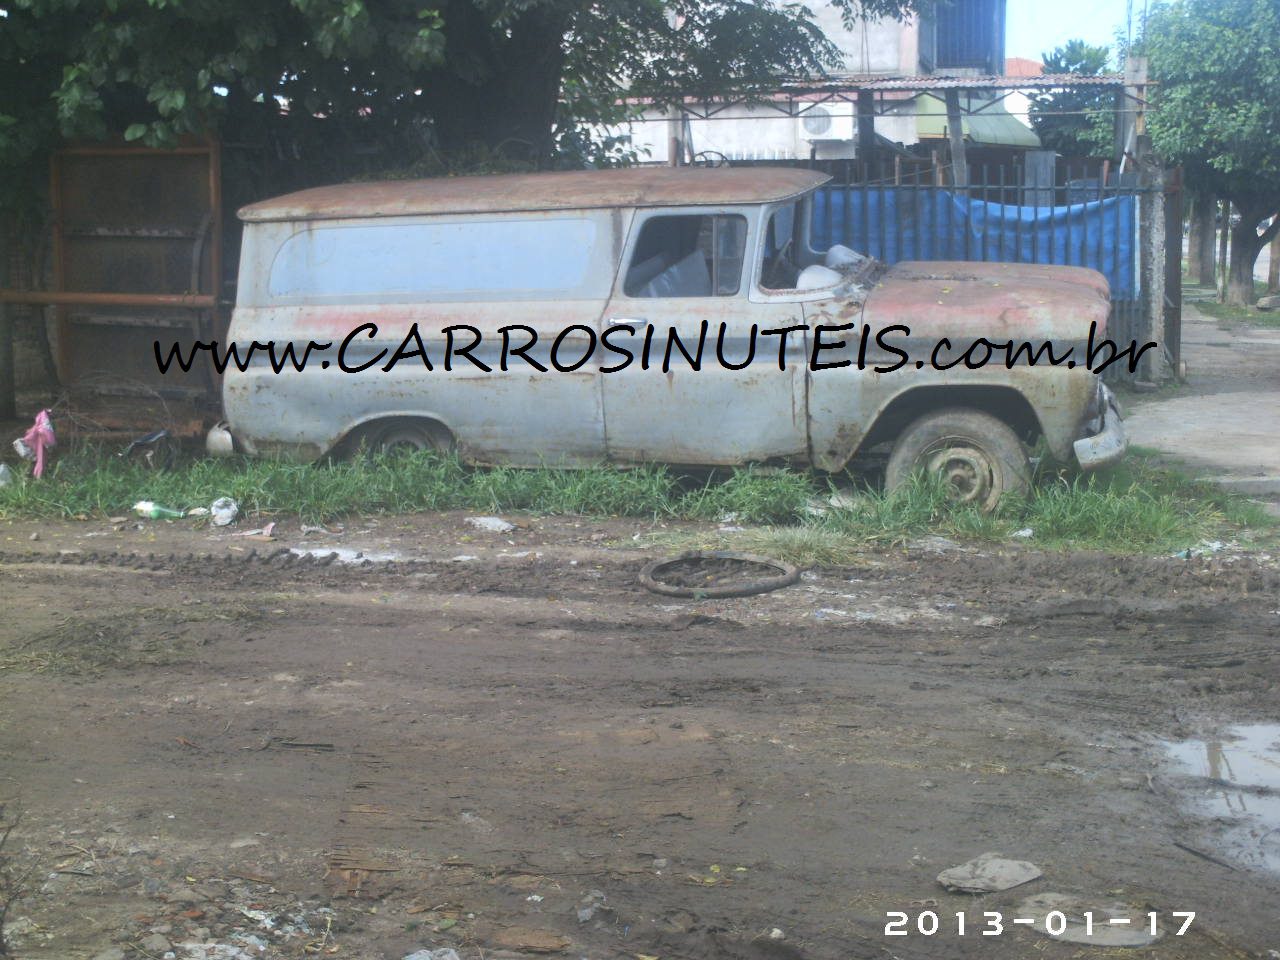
[238,167,831,222]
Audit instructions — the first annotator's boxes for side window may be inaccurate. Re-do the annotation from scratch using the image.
[267,218,600,301]
[624,214,747,298]
[760,203,802,290]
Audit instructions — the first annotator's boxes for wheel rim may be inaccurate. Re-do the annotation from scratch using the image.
[375,425,445,456]
[922,439,997,506]
[382,434,425,454]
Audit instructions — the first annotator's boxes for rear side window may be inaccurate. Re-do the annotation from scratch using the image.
[624,214,747,298]
[267,217,599,301]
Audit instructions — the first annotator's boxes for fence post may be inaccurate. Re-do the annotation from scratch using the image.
[944,90,968,188]
[1137,134,1167,382]
[856,90,877,177]
[1025,151,1055,209]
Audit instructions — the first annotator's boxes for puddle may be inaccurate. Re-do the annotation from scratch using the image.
[1162,724,1280,874]
[289,546,405,564]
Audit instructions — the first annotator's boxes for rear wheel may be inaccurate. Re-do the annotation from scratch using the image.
[366,419,454,456]
[885,409,1030,512]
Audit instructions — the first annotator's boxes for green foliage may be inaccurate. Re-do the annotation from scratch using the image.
[1146,0,1280,289]
[1146,0,1280,206]
[1028,39,1114,158]
[0,448,1269,558]
[0,0,921,216]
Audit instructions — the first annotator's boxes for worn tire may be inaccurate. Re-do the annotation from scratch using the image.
[884,408,1031,512]
[639,551,800,599]
[369,419,455,456]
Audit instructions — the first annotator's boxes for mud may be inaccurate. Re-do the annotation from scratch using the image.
[1,512,1279,959]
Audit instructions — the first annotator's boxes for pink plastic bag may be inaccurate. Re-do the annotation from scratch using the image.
[15,409,56,479]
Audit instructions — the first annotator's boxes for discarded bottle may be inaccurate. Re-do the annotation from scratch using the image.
[0,463,13,487]
[133,500,185,520]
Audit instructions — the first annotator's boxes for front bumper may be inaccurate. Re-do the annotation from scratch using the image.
[1073,389,1127,470]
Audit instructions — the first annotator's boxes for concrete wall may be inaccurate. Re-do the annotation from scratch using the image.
[810,7,919,74]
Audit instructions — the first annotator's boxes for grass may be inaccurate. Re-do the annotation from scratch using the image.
[0,444,1272,561]
[677,457,1273,566]
[1183,277,1280,328]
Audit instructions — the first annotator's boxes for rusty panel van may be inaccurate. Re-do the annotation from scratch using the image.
[220,167,1125,508]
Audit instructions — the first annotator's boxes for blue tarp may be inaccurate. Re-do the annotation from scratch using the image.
[810,187,1138,300]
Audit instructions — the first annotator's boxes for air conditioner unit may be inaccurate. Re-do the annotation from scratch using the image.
[797,105,855,141]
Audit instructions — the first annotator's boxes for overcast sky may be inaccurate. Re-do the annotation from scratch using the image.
[1005,0,1146,63]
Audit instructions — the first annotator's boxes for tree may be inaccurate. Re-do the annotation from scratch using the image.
[1145,0,1280,306]
[1028,39,1114,158]
[2,0,925,413]
[1,0,923,206]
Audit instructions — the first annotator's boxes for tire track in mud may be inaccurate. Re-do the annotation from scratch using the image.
[0,548,646,602]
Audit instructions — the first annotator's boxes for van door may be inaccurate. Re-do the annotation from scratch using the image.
[599,207,810,465]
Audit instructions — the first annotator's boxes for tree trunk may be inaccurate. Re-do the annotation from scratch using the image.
[1225,236,1260,306]
[1226,222,1262,307]
[1186,192,1216,286]
[424,2,571,165]
[1225,206,1280,306]
[1216,200,1230,302]
[1269,228,1279,293]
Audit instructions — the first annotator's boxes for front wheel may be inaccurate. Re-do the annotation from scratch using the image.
[884,409,1031,512]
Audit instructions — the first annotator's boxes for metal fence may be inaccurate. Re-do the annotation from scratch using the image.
[731,158,1160,377]
[810,178,1147,354]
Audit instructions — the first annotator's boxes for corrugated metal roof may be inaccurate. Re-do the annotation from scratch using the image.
[239,168,831,222]
[780,72,1125,92]
[913,93,1041,148]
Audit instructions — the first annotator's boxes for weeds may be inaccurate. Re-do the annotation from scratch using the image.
[1184,278,1280,327]
[0,803,28,958]
[0,609,218,676]
[0,445,1271,556]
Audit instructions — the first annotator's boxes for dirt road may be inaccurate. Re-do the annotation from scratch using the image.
[1,514,1278,959]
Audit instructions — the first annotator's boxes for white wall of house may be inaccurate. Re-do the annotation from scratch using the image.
[613,3,924,163]
[810,7,920,75]
[623,100,920,165]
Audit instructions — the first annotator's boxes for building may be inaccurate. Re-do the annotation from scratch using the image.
[619,0,1036,165]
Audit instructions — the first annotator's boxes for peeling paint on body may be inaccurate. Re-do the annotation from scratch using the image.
[222,171,1126,476]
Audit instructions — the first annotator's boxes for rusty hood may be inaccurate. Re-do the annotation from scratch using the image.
[861,261,1111,341]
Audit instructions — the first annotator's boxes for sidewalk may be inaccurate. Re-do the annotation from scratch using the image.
[1124,301,1280,509]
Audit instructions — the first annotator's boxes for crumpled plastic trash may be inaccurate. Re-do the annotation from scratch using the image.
[1173,540,1225,560]
[211,497,240,526]
[14,409,55,478]
[466,516,516,533]
[119,428,177,470]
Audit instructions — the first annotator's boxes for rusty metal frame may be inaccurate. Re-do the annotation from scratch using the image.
[0,138,222,393]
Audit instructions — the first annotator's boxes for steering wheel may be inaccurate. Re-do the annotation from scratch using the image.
[763,237,794,288]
